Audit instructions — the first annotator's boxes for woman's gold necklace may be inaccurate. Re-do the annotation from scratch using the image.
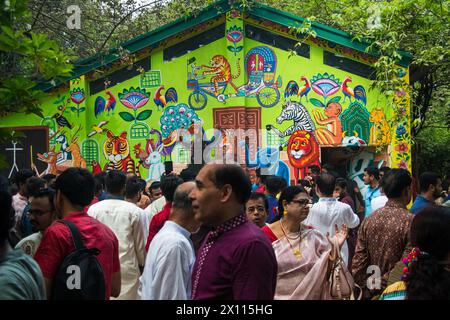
[280,219,302,259]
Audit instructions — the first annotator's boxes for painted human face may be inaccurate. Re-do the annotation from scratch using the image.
[28,196,55,232]
[284,192,311,222]
[189,166,225,225]
[246,198,268,228]
[325,103,342,117]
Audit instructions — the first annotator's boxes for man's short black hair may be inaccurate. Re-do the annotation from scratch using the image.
[265,176,286,195]
[26,177,47,197]
[308,165,321,175]
[382,169,412,198]
[364,166,380,180]
[94,175,104,196]
[0,175,13,243]
[247,192,269,210]
[379,166,391,175]
[54,168,94,207]
[316,173,336,196]
[419,172,440,193]
[150,181,161,190]
[335,177,347,190]
[105,170,127,195]
[42,173,56,184]
[95,172,107,189]
[160,174,184,202]
[14,169,34,187]
[210,165,252,205]
[33,188,56,211]
[125,176,142,199]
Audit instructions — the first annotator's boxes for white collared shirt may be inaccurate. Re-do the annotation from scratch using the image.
[139,220,195,300]
[88,199,146,300]
[304,197,360,266]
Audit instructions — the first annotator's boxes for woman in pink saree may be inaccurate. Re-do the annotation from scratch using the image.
[262,186,348,300]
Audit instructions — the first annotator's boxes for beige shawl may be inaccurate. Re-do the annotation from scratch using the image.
[273,228,334,300]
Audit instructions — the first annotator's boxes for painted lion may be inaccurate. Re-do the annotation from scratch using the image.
[287,130,320,183]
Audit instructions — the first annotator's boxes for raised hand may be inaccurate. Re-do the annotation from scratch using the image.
[327,224,348,249]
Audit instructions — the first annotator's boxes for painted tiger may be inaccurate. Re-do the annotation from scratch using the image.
[201,55,241,96]
[103,130,140,176]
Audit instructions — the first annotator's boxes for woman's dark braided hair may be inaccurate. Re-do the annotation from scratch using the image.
[406,205,450,300]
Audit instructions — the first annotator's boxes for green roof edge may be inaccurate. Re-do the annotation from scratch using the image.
[36,0,412,92]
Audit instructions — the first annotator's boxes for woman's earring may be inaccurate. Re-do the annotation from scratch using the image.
[283,209,288,216]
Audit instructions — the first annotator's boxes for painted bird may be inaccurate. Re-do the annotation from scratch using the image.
[341,77,367,105]
[297,76,311,103]
[88,121,109,137]
[153,86,178,111]
[52,113,72,129]
[284,80,299,99]
[94,91,116,117]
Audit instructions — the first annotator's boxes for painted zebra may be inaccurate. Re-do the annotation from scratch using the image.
[266,101,316,148]
[103,130,139,176]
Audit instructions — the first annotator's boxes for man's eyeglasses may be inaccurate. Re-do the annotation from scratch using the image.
[290,199,310,206]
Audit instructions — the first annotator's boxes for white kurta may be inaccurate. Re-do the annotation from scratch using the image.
[139,221,195,300]
[371,195,388,212]
[142,196,166,241]
[304,197,360,266]
[88,199,146,300]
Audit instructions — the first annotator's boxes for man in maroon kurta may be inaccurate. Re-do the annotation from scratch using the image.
[189,164,277,300]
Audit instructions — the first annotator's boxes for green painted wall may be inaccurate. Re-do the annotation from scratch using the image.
[0,9,411,187]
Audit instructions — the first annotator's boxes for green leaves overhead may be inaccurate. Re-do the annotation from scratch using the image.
[0,0,73,117]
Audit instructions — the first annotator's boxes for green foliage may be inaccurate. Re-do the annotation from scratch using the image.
[0,0,73,117]
[416,127,450,178]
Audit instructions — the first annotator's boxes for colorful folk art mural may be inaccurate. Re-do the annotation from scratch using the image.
[0,5,412,183]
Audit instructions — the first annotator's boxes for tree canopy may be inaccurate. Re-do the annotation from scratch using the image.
[1,0,449,175]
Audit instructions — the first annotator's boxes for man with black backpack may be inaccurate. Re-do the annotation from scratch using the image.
[34,168,121,300]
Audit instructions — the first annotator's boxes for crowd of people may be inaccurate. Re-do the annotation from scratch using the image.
[0,162,449,300]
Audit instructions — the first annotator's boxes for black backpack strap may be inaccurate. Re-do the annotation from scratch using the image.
[60,220,86,250]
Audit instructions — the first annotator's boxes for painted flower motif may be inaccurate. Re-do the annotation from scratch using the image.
[226,26,243,43]
[395,142,409,153]
[396,125,406,136]
[398,159,408,169]
[70,88,86,105]
[118,87,150,109]
[310,73,341,97]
